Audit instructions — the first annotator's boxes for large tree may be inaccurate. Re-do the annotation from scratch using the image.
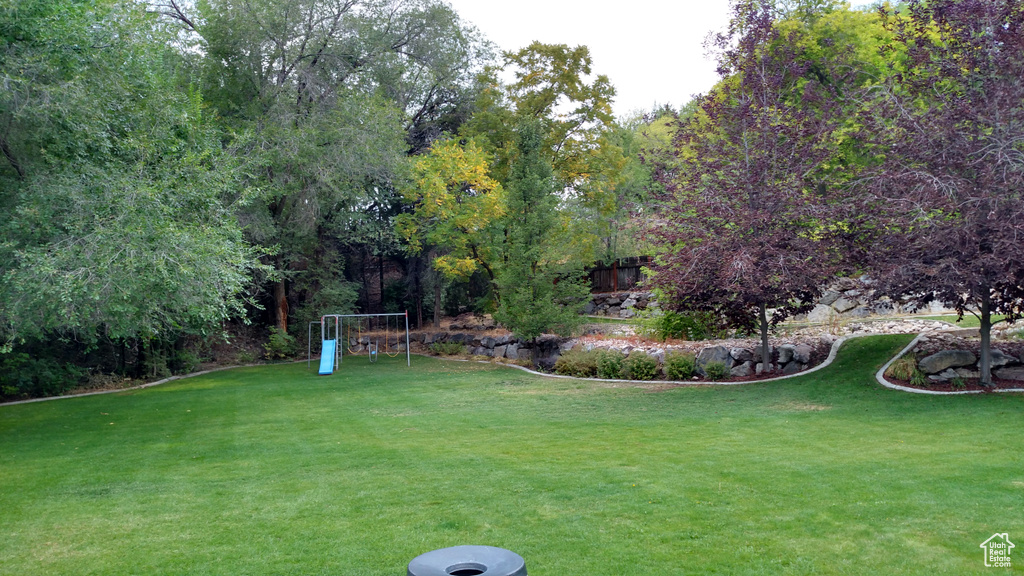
[0,0,261,351]
[859,0,1024,385]
[159,0,487,331]
[643,0,851,370]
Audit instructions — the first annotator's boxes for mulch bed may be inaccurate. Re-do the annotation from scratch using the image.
[884,375,1024,393]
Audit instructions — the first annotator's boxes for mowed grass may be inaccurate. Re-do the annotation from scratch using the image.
[1,335,1023,575]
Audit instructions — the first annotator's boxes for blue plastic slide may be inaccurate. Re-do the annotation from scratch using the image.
[318,339,337,375]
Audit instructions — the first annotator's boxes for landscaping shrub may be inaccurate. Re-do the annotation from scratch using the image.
[623,351,659,381]
[264,327,297,360]
[703,361,729,381]
[884,356,918,381]
[950,376,967,390]
[429,341,467,356]
[597,350,625,379]
[554,348,599,377]
[0,353,87,400]
[641,309,726,341]
[910,369,930,388]
[664,351,696,380]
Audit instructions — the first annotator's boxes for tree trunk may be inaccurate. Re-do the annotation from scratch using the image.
[378,253,385,313]
[433,281,441,328]
[759,302,771,373]
[979,289,993,387]
[274,278,289,334]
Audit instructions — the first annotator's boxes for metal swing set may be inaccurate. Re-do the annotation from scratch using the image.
[309,312,411,375]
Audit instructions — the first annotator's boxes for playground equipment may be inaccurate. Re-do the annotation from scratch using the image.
[312,312,411,374]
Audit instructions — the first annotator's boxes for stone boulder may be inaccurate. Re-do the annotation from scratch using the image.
[831,297,859,313]
[730,348,753,363]
[985,350,1017,369]
[995,367,1024,382]
[731,362,754,378]
[777,345,795,364]
[697,346,734,372]
[792,344,813,364]
[918,350,977,374]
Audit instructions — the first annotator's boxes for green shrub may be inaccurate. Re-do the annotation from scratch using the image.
[0,353,87,400]
[703,361,729,381]
[640,309,726,341]
[664,351,696,380]
[623,351,659,381]
[884,356,918,381]
[554,348,599,377]
[170,349,201,374]
[429,341,467,356]
[264,327,297,360]
[910,369,931,388]
[950,376,967,390]
[597,350,625,379]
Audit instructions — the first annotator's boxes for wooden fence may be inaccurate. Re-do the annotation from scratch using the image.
[587,256,651,293]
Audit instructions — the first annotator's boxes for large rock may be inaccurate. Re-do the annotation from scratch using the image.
[792,344,813,364]
[782,361,803,375]
[918,350,977,374]
[831,297,859,313]
[818,290,841,306]
[697,346,734,371]
[807,304,836,323]
[731,362,754,378]
[481,337,496,349]
[621,297,638,309]
[777,345,795,364]
[504,343,520,360]
[995,367,1024,381]
[985,350,1017,369]
[730,347,753,363]
[752,345,775,363]
[493,345,507,359]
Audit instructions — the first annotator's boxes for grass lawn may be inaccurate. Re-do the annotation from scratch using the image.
[1,335,1022,575]
[916,314,1007,329]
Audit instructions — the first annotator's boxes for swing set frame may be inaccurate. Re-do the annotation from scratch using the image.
[309,312,411,371]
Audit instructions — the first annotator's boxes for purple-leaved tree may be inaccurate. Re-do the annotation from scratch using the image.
[643,0,850,372]
[861,0,1024,386]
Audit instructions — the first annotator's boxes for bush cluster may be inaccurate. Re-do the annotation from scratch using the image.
[555,348,665,380]
[703,361,730,381]
[623,351,659,380]
[664,351,696,380]
[554,348,599,377]
[597,350,625,379]
[0,353,87,400]
[641,309,727,341]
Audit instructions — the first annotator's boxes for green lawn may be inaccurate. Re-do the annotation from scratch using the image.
[916,314,1007,329]
[1,335,1022,575]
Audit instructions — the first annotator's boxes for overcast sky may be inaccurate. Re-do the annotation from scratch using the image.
[443,0,736,119]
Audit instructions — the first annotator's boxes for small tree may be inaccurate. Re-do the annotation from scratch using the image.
[860,0,1024,386]
[643,0,849,370]
[493,119,590,345]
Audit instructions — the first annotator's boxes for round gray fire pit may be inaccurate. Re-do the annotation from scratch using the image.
[407,545,527,576]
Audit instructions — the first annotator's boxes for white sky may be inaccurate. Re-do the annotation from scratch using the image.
[443,0,736,119]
